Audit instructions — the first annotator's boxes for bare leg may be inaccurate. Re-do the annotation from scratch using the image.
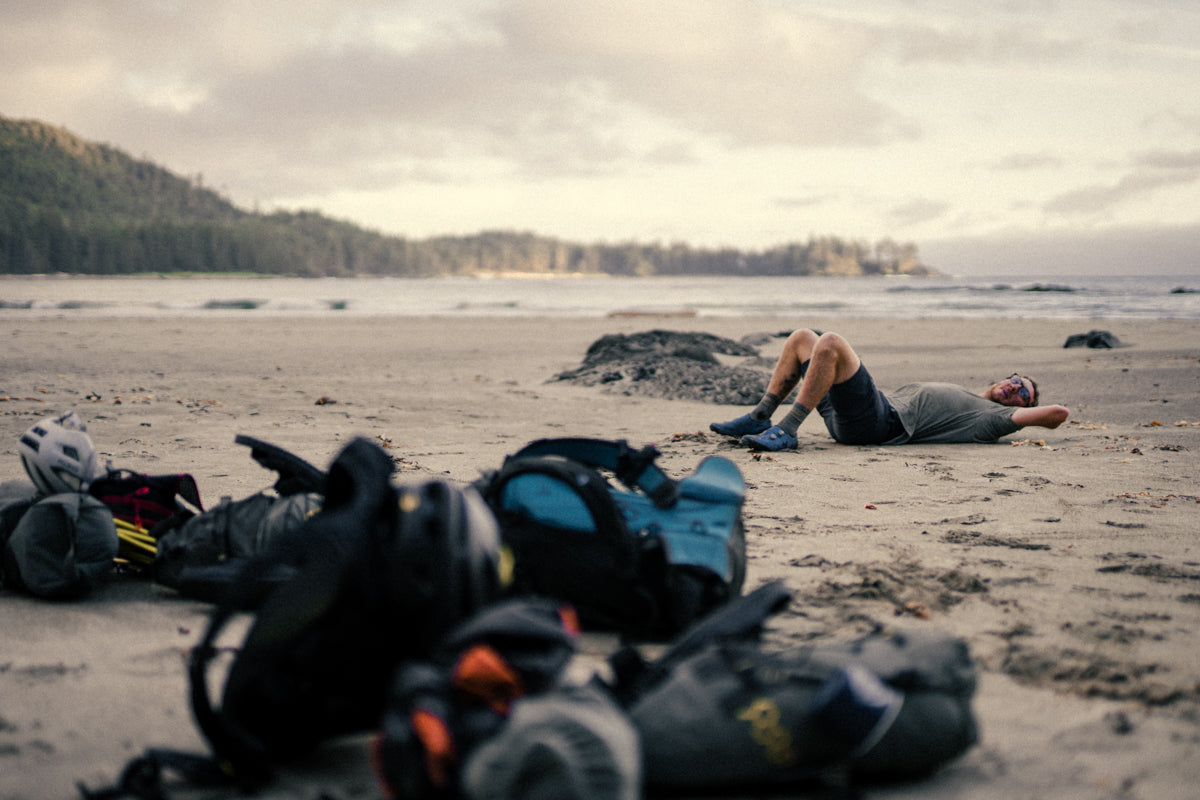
[711,328,862,443]
[763,328,817,400]
[738,331,863,451]
[760,328,862,406]
[793,331,861,411]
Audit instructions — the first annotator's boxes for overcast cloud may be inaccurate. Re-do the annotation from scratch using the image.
[2,0,1198,274]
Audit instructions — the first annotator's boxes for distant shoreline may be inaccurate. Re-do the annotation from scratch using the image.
[0,270,931,280]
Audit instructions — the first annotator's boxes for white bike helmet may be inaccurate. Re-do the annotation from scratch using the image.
[18,410,102,496]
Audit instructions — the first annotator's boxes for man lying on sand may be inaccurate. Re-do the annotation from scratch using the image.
[710,327,1070,452]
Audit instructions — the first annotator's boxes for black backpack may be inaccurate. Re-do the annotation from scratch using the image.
[474,437,746,639]
[190,438,503,781]
[82,438,505,796]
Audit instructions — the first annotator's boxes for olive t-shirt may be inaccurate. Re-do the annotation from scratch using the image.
[883,383,1019,444]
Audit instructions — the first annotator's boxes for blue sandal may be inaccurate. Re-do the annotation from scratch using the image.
[710,413,771,438]
[741,425,798,451]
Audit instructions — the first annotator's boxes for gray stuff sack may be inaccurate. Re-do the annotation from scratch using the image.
[629,626,978,793]
[0,480,39,548]
[2,492,118,599]
[152,491,321,602]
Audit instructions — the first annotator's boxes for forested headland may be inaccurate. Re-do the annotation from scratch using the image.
[1,115,934,278]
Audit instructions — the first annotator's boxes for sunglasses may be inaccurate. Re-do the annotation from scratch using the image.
[1007,374,1032,405]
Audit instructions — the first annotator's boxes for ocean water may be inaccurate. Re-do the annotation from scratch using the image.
[1,273,1198,321]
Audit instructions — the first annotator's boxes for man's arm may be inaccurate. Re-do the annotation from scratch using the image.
[1012,404,1070,429]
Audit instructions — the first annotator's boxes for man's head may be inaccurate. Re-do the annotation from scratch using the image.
[985,374,1038,407]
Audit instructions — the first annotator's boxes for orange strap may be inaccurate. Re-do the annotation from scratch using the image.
[558,605,581,636]
[452,643,525,714]
[411,708,456,789]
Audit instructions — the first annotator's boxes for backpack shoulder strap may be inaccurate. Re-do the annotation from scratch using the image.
[235,434,326,497]
[657,579,792,662]
[511,438,679,508]
[187,549,293,787]
[607,580,793,704]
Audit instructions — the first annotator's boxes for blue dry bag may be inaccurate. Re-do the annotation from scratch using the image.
[475,437,746,638]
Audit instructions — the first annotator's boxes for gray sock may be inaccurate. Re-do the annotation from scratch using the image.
[751,393,782,422]
[777,404,810,436]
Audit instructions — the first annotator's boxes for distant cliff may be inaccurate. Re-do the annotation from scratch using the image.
[0,115,934,278]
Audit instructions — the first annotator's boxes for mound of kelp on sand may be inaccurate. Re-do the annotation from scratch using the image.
[553,329,788,404]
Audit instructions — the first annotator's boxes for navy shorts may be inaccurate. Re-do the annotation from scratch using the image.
[800,361,904,445]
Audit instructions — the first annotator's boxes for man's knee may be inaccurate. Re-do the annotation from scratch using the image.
[812,331,852,357]
[787,328,857,369]
[811,332,861,382]
[783,328,820,362]
[787,328,820,347]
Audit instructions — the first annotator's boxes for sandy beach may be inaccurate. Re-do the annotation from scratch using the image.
[2,314,1199,799]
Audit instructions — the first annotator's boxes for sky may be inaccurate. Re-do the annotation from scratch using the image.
[2,0,1198,275]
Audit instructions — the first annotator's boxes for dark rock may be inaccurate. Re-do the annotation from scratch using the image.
[575,329,758,367]
[670,345,719,364]
[1105,710,1135,735]
[203,298,264,309]
[1064,329,1123,349]
[1021,283,1078,293]
[553,329,769,404]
